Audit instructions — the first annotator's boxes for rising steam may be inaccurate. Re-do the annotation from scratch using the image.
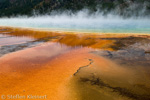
[0,10,150,34]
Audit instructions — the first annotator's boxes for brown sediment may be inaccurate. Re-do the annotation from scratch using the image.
[79,76,150,100]
[1,27,150,51]
[74,59,94,76]
[0,42,97,100]
[0,26,150,100]
[70,54,150,100]
[1,26,146,51]
[1,27,150,53]
[1,42,135,100]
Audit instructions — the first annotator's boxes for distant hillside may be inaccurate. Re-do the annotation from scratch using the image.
[0,0,150,17]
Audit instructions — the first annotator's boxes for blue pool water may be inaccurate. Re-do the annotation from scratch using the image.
[0,15,150,34]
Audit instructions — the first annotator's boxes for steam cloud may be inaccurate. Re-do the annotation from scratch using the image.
[0,10,150,34]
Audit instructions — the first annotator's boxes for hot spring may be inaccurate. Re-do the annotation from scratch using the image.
[0,13,150,34]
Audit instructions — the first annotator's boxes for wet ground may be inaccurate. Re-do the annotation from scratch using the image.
[0,27,150,100]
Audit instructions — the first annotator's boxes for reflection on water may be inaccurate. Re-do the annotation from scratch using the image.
[0,42,93,100]
[0,27,150,100]
[0,27,132,50]
[0,34,34,46]
[0,41,150,100]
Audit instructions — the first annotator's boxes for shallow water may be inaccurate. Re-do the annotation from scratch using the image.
[0,41,149,100]
[0,42,92,100]
[0,27,150,100]
[0,34,34,46]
